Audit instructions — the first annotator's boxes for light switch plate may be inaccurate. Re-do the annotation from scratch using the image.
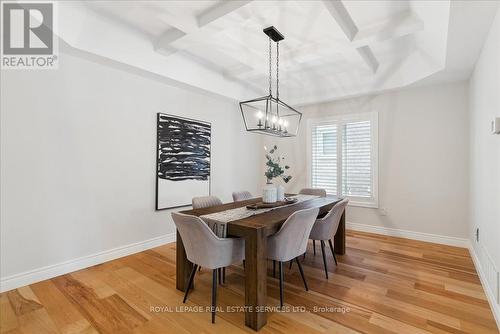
[492,117,500,134]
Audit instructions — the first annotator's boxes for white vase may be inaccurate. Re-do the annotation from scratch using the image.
[263,182,277,203]
[277,184,285,201]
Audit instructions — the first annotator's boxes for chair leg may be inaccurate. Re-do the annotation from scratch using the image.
[320,240,329,279]
[273,260,276,278]
[198,266,201,272]
[222,267,226,284]
[295,257,308,291]
[183,264,197,303]
[189,265,197,290]
[218,268,222,285]
[212,269,217,323]
[279,261,284,308]
[328,239,338,265]
[289,260,293,269]
[243,260,245,269]
[303,252,306,260]
[313,240,316,255]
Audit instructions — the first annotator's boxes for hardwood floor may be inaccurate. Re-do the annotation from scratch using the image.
[1,230,497,334]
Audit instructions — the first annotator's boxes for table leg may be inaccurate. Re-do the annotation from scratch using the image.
[176,231,193,292]
[244,228,267,330]
[334,209,346,255]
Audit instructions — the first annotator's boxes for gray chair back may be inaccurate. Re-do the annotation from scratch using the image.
[192,196,222,209]
[268,207,319,262]
[232,191,252,202]
[309,199,349,241]
[171,212,244,269]
[299,188,327,197]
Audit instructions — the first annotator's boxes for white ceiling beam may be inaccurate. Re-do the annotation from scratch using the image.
[226,11,417,77]
[155,27,186,55]
[322,0,379,73]
[352,13,424,48]
[322,0,358,41]
[157,10,199,34]
[155,1,253,57]
[154,10,198,55]
[356,46,379,73]
[197,0,253,27]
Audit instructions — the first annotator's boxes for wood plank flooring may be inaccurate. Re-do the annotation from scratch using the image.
[1,230,497,334]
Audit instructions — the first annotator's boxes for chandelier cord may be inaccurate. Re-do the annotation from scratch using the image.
[276,41,279,100]
[268,37,272,96]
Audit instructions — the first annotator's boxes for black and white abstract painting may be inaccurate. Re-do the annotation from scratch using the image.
[156,113,211,210]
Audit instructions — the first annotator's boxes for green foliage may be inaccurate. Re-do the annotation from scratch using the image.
[264,145,292,183]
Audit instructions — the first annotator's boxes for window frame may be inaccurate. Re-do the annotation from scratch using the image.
[307,111,379,208]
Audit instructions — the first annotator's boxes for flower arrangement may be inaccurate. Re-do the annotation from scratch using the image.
[264,145,292,184]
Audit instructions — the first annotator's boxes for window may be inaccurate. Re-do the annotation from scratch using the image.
[308,112,378,207]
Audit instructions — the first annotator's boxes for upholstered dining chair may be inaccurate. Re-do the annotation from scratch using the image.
[232,191,252,202]
[192,196,223,209]
[308,198,349,279]
[191,195,225,279]
[267,207,319,308]
[299,188,327,197]
[172,212,245,323]
[298,188,327,258]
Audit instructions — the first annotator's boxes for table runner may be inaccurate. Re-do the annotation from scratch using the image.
[200,194,318,237]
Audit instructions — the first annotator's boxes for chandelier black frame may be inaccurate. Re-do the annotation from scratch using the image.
[239,26,302,137]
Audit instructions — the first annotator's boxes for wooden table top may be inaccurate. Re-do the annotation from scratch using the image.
[180,196,342,237]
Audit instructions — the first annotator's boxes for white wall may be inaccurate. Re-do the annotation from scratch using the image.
[468,5,500,311]
[0,46,261,289]
[265,82,470,240]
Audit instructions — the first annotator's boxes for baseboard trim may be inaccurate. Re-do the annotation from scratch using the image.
[468,242,500,329]
[346,222,469,248]
[0,233,176,293]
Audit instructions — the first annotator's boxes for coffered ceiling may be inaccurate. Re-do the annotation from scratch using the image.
[55,1,498,106]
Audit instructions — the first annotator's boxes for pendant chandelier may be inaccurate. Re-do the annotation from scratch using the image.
[239,26,302,137]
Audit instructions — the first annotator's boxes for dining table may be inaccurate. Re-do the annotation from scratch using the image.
[176,195,345,331]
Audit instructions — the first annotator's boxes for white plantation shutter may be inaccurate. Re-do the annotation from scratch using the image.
[309,112,378,207]
[311,124,337,195]
[342,121,372,197]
